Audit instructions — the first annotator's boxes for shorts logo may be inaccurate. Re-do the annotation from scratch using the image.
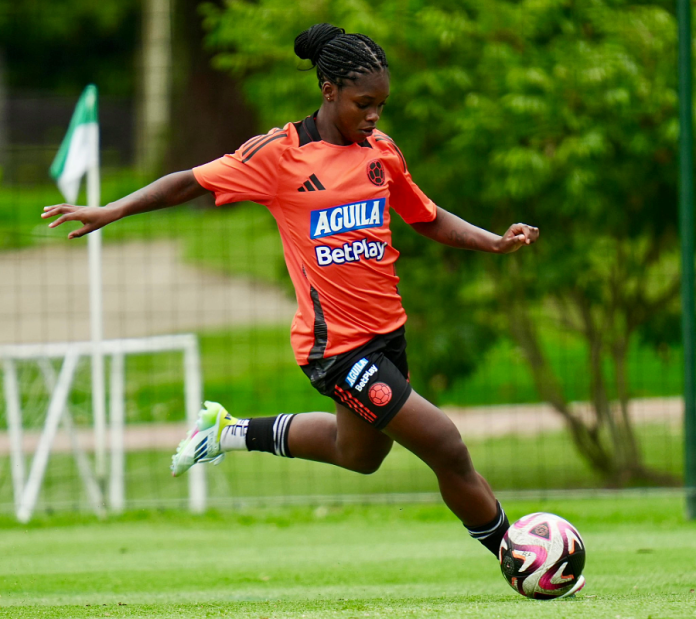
[355,364,378,392]
[367,160,385,186]
[346,358,369,388]
[310,198,385,239]
[315,238,387,267]
[369,382,392,406]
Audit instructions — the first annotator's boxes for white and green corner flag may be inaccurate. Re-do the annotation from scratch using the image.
[50,84,99,203]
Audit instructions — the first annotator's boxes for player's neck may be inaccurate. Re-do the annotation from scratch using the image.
[315,107,351,146]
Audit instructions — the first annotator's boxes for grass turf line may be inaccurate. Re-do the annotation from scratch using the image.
[0,496,693,618]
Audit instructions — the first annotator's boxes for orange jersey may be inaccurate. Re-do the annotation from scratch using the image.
[193,114,437,364]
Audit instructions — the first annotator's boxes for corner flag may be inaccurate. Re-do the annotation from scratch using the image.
[50,84,99,203]
[48,84,107,489]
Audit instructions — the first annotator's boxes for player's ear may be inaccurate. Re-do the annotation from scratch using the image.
[321,81,338,104]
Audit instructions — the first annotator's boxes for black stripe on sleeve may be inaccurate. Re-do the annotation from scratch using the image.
[241,137,264,156]
[242,128,284,157]
[375,136,407,172]
[242,133,288,163]
[241,133,271,157]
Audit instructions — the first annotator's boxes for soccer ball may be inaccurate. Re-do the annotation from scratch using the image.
[499,512,586,600]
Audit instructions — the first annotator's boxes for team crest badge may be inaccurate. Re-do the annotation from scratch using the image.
[367,160,385,186]
[368,382,392,406]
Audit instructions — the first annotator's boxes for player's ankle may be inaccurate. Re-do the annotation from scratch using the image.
[220,418,250,451]
[465,501,509,556]
[220,414,296,457]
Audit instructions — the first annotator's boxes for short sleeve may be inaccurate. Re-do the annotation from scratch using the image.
[192,128,289,207]
[376,134,437,224]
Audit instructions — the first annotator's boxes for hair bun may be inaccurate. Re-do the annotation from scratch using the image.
[294,23,345,65]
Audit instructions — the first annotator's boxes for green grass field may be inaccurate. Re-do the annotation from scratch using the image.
[0,496,693,618]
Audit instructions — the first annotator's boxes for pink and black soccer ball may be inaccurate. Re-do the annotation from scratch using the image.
[499,512,586,600]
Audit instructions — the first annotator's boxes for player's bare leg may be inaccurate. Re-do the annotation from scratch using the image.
[383,390,500,529]
[287,403,393,474]
[172,401,393,477]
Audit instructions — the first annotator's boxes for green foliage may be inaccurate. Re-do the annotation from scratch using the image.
[201,0,680,381]
[0,0,140,95]
[202,0,683,482]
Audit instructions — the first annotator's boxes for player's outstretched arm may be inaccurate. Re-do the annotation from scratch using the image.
[41,170,208,239]
[410,206,539,254]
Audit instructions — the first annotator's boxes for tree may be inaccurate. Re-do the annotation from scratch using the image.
[202,0,682,485]
[0,0,140,96]
[167,0,256,172]
[0,0,254,176]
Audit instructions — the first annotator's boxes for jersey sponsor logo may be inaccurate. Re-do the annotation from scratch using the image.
[346,358,369,387]
[310,198,386,239]
[366,160,385,186]
[315,238,387,266]
[355,364,378,392]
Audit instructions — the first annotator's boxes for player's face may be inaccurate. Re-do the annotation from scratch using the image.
[331,70,390,144]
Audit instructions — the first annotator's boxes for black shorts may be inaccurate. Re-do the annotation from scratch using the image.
[301,326,412,430]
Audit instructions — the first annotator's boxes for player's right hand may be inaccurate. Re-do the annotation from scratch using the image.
[41,204,118,239]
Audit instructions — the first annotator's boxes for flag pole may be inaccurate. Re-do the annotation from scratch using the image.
[50,84,107,499]
[87,156,106,490]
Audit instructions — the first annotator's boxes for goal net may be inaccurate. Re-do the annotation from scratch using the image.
[0,334,205,522]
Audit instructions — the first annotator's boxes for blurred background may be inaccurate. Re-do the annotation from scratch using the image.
[0,0,685,517]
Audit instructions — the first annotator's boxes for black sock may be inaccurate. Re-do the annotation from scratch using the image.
[245,414,295,457]
[466,502,510,557]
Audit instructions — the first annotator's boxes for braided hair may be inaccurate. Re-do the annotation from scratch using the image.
[294,23,388,89]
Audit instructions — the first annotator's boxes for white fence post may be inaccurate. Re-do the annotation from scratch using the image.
[109,352,126,513]
[184,335,206,513]
[37,358,105,519]
[1,334,204,520]
[17,350,80,523]
[2,358,25,509]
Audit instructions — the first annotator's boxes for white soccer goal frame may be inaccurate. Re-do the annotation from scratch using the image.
[0,334,205,522]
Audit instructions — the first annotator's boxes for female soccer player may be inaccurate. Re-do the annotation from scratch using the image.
[43,23,538,558]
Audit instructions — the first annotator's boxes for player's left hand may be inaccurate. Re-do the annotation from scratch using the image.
[496,223,539,254]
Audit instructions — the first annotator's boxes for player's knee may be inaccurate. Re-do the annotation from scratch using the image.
[353,462,381,475]
[341,450,387,475]
[430,436,476,477]
[351,456,386,475]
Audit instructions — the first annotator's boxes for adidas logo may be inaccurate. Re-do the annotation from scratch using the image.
[194,437,208,462]
[298,174,325,192]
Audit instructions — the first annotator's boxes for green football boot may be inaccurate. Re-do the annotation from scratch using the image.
[170,401,236,477]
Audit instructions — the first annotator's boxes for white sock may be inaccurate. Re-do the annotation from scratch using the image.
[220,419,250,451]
